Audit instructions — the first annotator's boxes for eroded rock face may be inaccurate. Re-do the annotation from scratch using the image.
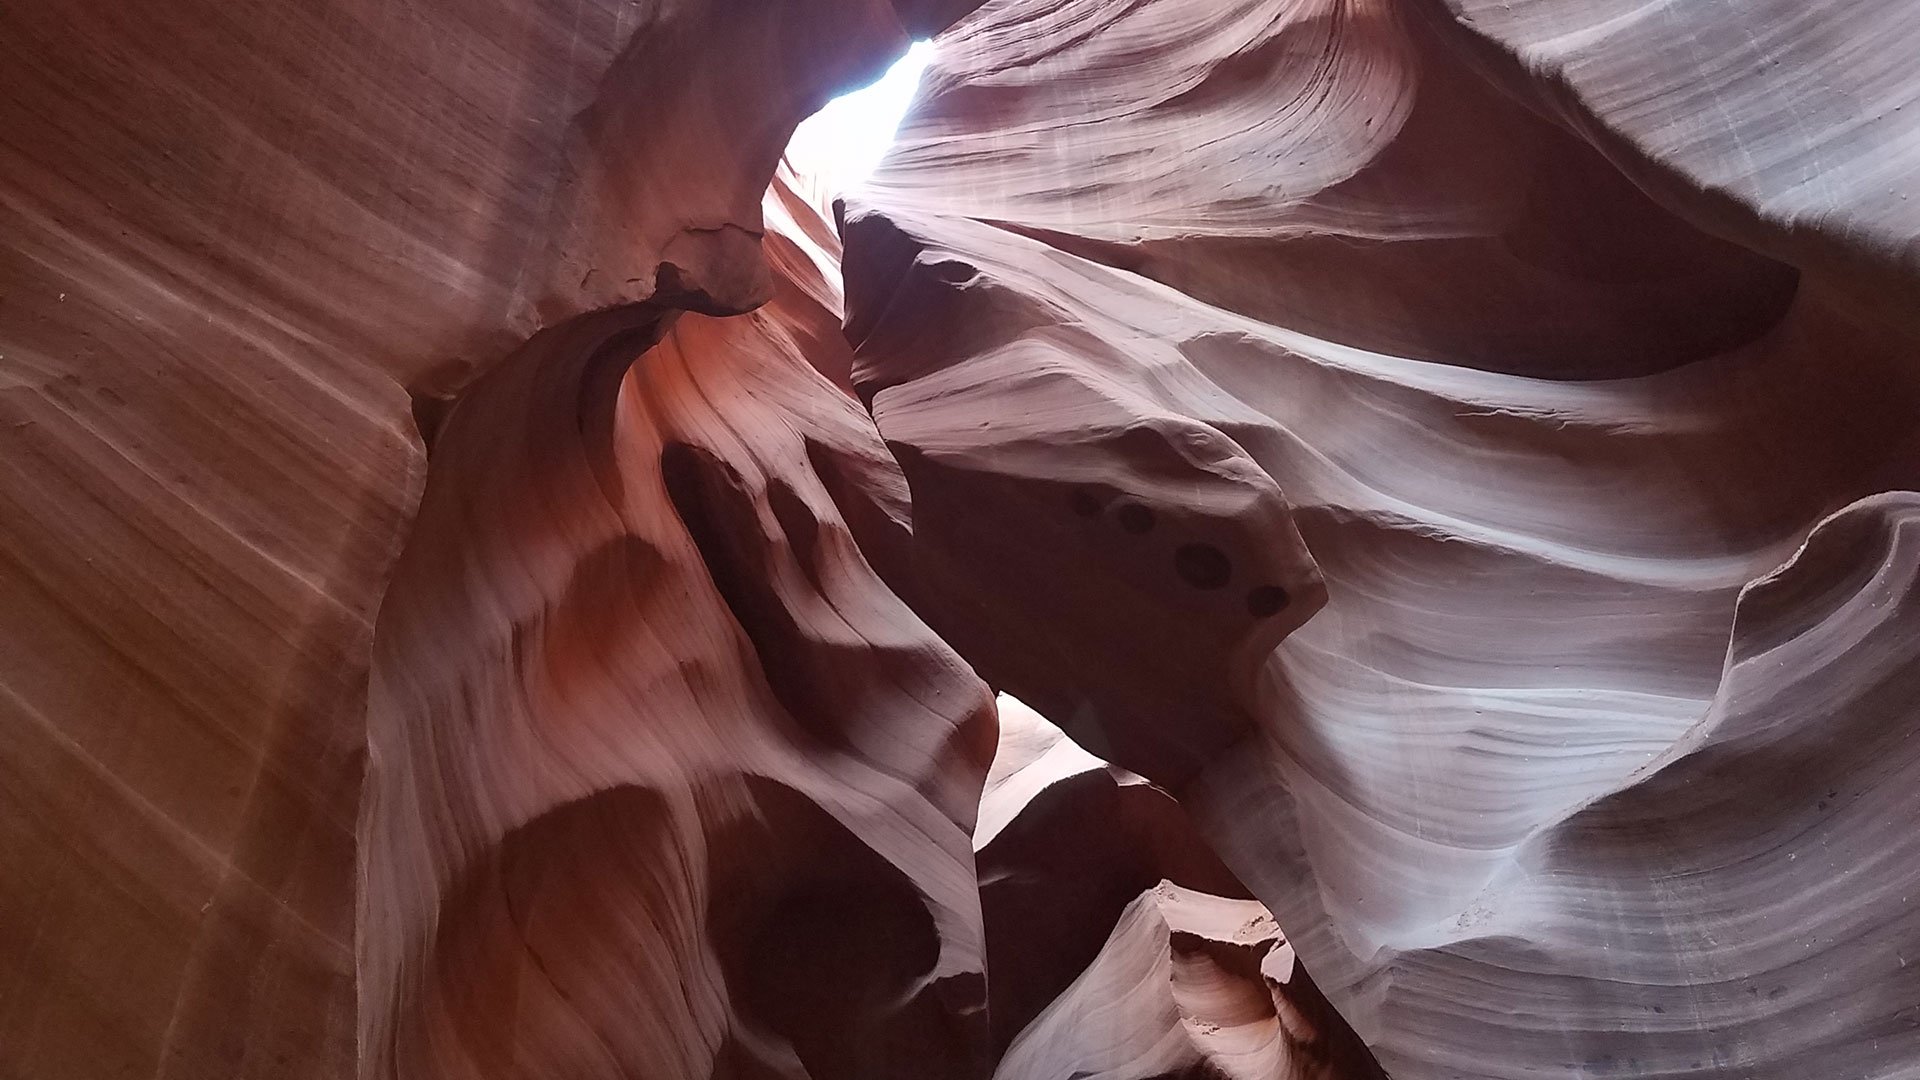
[0,1,936,1075]
[4,0,1918,1076]
[977,697,1255,1054]
[842,0,1920,1077]
[978,699,1384,1078]
[1427,0,1920,335]
[994,882,1384,1080]
[359,169,998,1080]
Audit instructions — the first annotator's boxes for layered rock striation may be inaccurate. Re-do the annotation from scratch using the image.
[360,168,999,1080]
[980,700,1383,1079]
[842,0,1920,1077]
[0,1,946,1074]
[1,0,1916,1077]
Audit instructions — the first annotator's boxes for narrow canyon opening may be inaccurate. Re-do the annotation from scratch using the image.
[356,5,1920,1078]
[8,0,1915,1079]
[786,40,936,195]
[357,21,1390,1075]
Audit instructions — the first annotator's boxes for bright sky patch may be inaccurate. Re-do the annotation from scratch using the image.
[786,41,934,194]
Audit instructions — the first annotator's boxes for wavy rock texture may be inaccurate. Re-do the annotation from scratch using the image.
[1426,0,1920,334]
[359,166,998,1080]
[0,0,937,1075]
[980,698,1383,1077]
[995,881,1385,1080]
[6,0,1919,1074]
[844,0,1920,1076]
[977,696,1254,1052]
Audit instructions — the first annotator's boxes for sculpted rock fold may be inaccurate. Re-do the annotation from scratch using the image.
[1422,0,1920,332]
[976,697,1254,1053]
[5,0,1918,1074]
[844,0,1920,1075]
[995,882,1385,1080]
[978,698,1384,1078]
[360,172,997,1080]
[0,2,930,1072]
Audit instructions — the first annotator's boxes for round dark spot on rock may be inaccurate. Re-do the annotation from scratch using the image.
[1069,489,1102,518]
[1116,503,1155,534]
[1174,543,1232,590]
[1246,585,1290,617]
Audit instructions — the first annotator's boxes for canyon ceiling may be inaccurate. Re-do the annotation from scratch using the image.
[1,0,1917,1078]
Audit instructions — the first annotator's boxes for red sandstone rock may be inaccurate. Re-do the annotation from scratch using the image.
[977,696,1253,1053]
[1424,0,1920,336]
[995,881,1383,1080]
[2,0,1918,1076]
[358,167,997,1079]
[0,3,935,1075]
[843,1,1920,1077]
[979,698,1385,1078]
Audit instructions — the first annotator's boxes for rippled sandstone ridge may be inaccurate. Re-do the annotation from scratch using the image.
[0,0,1916,1078]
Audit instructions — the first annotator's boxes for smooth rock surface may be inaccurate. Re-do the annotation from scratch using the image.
[976,696,1254,1053]
[995,881,1385,1080]
[359,167,997,1080]
[844,1,1920,1076]
[0,2,930,1075]
[3,0,1918,1075]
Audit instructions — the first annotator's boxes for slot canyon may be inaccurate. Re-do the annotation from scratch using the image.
[2,0,1918,1078]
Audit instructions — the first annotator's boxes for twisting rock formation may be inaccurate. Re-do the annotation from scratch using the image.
[359,167,998,1079]
[979,699,1384,1079]
[841,0,1920,1077]
[3,0,1918,1076]
[0,0,951,1075]
[995,883,1380,1080]
[976,697,1256,1054]
[1431,0,1920,335]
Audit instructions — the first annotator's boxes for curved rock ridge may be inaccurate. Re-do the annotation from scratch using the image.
[995,881,1387,1080]
[842,0,1920,1076]
[1422,0,1920,335]
[979,698,1385,1077]
[0,1,953,1074]
[861,0,1802,379]
[4,0,1919,1074]
[977,696,1256,1053]
[359,168,998,1079]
